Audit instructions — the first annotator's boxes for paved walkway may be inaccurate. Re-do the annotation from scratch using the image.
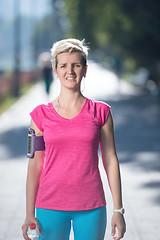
[0,61,160,239]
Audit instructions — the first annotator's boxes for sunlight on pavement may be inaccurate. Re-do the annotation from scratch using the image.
[0,61,160,240]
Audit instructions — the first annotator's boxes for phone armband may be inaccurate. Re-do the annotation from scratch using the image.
[27,128,45,158]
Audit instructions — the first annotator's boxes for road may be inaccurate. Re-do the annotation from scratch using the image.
[0,61,160,239]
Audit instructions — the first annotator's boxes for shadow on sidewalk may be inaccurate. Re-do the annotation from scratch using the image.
[101,94,160,156]
[0,126,28,160]
[100,93,160,205]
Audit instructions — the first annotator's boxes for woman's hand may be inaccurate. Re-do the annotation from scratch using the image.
[22,216,41,240]
[111,213,126,240]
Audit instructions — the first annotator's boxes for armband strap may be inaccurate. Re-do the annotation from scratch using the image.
[27,128,45,158]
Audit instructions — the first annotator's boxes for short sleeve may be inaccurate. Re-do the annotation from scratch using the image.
[95,101,111,127]
[30,104,45,131]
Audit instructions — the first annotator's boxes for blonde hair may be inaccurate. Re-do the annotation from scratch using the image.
[51,38,89,70]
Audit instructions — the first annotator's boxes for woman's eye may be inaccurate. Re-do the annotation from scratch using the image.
[60,65,65,68]
[75,64,81,68]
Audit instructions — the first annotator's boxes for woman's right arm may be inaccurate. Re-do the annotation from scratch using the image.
[22,119,45,240]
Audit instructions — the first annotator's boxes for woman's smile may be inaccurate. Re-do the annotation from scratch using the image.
[66,77,76,80]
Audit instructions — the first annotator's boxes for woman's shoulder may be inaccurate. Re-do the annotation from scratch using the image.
[31,102,53,112]
[87,98,111,127]
[87,98,111,110]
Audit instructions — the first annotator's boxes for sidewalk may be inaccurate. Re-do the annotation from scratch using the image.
[0,61,160,239]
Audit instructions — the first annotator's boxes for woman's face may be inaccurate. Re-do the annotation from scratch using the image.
[54,52,87,90]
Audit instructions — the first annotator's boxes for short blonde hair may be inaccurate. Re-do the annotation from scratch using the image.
[51,38,89,70]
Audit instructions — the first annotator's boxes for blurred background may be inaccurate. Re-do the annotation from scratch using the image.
[0,0,160,239]
[0,0,66,104]
[0,0,160,105]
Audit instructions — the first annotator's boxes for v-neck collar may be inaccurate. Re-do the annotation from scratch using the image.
[49,98,88,121]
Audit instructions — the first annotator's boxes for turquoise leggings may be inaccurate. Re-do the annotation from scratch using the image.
[36,206,107,240]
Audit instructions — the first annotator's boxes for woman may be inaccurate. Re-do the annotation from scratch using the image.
[22,38,126,240]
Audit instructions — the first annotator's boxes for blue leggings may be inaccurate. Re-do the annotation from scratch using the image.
[36,206,107,240]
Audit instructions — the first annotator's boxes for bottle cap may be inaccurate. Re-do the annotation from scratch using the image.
[30,223,36,229]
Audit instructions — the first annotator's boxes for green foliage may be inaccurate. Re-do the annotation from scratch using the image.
[65,0,104,49]
[64,0,160,80]
[0,82,34,115]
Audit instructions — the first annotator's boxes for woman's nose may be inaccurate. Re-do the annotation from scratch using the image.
[67,65,74,74]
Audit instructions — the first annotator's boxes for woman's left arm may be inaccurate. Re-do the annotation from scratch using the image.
[100,111,126,240]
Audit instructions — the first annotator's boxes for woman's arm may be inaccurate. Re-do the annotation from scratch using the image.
[22,119,45,240]
[100,112,126,240]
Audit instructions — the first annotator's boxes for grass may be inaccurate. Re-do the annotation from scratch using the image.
[0,82,35,115]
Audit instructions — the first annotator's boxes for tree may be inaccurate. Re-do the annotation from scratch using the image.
[64,0,160,83]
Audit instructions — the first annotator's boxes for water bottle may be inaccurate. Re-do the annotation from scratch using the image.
[27,222,39,240]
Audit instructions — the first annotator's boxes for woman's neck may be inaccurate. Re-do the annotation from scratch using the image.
[57,89,85,108]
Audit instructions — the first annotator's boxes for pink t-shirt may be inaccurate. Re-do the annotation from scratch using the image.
[30,98,111,211]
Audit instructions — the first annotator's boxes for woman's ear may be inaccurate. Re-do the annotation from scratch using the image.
[53,68,57,77]
[84,65,88,77]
